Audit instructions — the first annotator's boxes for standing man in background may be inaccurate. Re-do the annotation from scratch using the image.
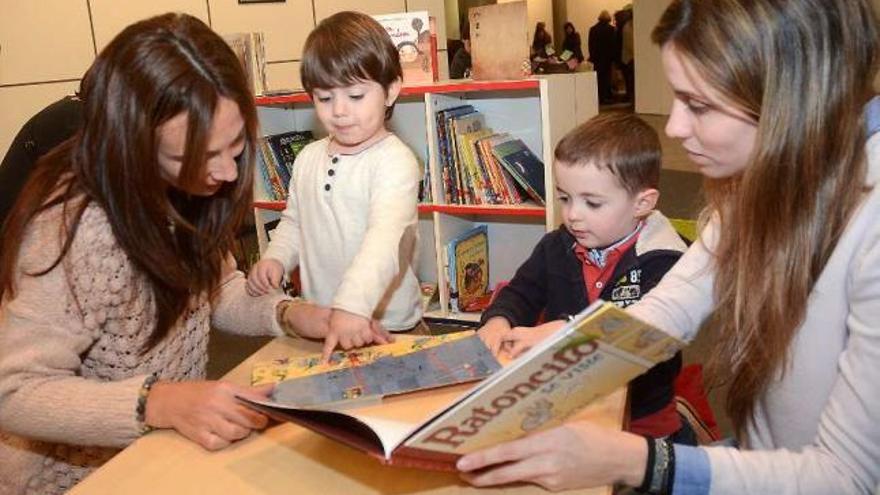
[615,5,635,104]
[588,11,616,105]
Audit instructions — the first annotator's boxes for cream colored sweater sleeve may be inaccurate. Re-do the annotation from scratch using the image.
[0,210,143,449]
[210,257,287,336]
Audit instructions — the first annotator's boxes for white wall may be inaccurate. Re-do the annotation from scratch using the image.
[498,0,553,46]
[633,0,672,115]
[875,0,880,92]
[0,0,448,158]
[564,0,630,45]
[445,0,461,39]
[636,0,880,114]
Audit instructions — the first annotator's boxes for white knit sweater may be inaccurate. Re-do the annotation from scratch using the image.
[629,134,880,493]
[0,203,286,495]
[263,134,422,330]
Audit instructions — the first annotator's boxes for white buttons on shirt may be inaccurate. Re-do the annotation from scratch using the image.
[595,282,603,288]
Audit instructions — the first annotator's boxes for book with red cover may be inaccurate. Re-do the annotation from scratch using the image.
[240,302,682,471]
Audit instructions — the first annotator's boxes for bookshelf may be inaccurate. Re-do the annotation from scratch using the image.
[253,74,598,322]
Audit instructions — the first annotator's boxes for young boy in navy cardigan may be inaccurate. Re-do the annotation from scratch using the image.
[478,113,692,441]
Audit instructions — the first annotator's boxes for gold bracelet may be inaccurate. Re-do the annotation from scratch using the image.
[276,299,302,338]
[136,374,158,436]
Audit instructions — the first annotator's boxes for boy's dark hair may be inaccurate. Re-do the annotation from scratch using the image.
[300,11,403,119]
[554,112,661,195]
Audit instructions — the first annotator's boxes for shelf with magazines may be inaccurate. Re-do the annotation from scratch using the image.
[253,74,597,323]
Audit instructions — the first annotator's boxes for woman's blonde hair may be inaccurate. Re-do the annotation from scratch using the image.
[653,0,879,436]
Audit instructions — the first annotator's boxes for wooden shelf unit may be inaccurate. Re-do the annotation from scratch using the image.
[253,74,598,321]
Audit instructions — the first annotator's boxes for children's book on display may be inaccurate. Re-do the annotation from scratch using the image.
[373,11,438,85]
[238,302,682,471]
[445,225,489,313]
[490,135,546,205]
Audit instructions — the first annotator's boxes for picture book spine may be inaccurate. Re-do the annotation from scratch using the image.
[255,146,277,201]
[258,138,286,201]
[446,240,459,313]
[435,110,455,203]
[479,136,509,204]
[265,139,292,187]
[447,114,468,204]
[466,133,495,204]
[251,32,268,96]
[389,445,459,471]
[462,133,489,204]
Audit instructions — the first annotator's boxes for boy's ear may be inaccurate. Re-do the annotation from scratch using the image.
[385,77,403,106]
[633,188,659,217]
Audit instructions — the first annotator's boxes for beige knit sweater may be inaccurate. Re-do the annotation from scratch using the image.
[0,203,287,495]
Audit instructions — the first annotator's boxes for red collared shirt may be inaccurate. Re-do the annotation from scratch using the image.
[572,230,641,303]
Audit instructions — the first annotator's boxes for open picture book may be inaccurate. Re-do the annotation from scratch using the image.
[250,333,501,407]
[239,301,682,471]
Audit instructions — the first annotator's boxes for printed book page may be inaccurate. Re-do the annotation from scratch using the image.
[404,302,682,454]
[268,335,499,408]
[251,332,476,385]
[240,374,474,462]
[240,301,679,468]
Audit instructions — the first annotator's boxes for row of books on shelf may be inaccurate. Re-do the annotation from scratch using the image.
[256,131,314,201]
[429,105,546,206]
[259,222,493,317]
[255,121,545,209]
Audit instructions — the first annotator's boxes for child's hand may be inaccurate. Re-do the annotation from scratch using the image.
[477,317,512,356]
[370,319,395,345]
[280,301,332,340]
[321,309,392,361]
[502,319,567,359]
[246,259,285,296]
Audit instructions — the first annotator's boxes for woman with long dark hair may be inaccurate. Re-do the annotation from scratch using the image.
[0,13,330,494]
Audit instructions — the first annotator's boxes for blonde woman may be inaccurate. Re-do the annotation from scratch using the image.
[457,0,880,493]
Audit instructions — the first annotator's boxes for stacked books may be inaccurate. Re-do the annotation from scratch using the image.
[435,105,545,206]
[222,32,268,97]
[256,130,314,201]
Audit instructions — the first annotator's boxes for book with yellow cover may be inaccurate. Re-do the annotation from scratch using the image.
[445,225,489,313]
[239,301,682,471]
[251,332,475,386]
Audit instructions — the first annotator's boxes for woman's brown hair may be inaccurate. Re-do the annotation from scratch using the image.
[653,0,880,436]
[300,11,402,119]
[0,13,258,350]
